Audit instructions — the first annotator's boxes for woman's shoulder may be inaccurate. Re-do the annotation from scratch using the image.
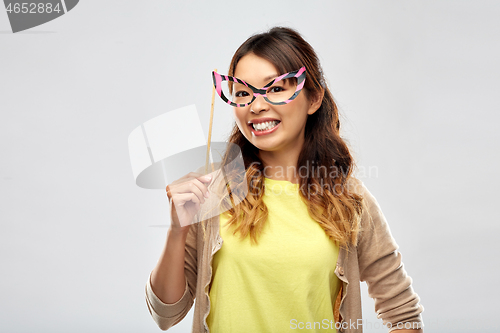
[345,175,367,197]
[345,176,386,231]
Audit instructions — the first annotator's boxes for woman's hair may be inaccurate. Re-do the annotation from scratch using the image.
[208,26,364,250]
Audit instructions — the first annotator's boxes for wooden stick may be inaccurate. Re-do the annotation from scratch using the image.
[205,69,217,175]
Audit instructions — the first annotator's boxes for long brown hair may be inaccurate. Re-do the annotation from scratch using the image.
[207,27,364,250]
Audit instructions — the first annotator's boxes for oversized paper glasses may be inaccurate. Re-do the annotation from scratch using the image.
[212,66,306,107]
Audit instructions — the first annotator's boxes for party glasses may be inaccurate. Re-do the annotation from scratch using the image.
[212,67,306,107]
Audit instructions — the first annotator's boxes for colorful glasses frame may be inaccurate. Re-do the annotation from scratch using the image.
[212,66,307,107]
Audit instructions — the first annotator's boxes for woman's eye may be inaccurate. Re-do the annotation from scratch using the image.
[269,86,284,93]
[235,91,249,97]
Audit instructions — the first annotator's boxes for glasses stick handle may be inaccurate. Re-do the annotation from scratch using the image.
[205,69,217,175]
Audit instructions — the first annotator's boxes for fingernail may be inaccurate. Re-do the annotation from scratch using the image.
[205,191,210,198]
[203,175,212,181]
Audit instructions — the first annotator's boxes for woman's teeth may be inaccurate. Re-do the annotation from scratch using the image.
[252,120,279,131]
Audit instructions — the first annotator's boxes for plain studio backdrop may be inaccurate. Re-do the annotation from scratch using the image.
[1,1,498,332]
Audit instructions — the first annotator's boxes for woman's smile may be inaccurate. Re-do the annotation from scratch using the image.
[248,119,281,136]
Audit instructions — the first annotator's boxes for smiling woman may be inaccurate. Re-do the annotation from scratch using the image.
[145,26,424,333]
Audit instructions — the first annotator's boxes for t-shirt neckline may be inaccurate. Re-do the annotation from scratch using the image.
[263,177,300,186]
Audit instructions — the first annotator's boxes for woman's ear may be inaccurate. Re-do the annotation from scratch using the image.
[307,88,325,115]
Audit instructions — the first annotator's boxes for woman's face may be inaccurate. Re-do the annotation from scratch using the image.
[232,53,320,156]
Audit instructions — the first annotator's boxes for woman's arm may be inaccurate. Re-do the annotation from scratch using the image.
[145,199,199,330]
[150,203,193,304]
[150,226,191,303]
[355,181,424,332]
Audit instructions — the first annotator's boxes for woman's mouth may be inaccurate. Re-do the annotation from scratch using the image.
[249,120,281,136]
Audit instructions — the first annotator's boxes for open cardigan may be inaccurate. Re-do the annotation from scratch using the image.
[145,167,424,333]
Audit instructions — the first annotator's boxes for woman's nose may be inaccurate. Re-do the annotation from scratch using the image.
[250,95,270,114]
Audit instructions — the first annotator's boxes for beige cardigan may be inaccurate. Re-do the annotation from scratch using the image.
[145,169,424,333]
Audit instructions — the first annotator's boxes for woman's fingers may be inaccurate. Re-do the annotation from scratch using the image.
[195,174,213,197]
[174,192,202,209]
[170,193,201,228]
[173,177,211,203]
[168,174,212,200]
[166,172,213,228]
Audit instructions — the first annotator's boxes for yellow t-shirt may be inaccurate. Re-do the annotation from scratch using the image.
[207,177,341,332]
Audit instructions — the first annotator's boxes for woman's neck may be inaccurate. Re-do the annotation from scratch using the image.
[257,150,301,184]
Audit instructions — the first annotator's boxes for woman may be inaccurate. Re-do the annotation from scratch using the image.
[145,27,424,333]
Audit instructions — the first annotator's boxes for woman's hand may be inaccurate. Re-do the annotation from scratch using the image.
[166,172,213,232]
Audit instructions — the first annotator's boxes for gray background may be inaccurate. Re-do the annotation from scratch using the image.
[1,1,499,332]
